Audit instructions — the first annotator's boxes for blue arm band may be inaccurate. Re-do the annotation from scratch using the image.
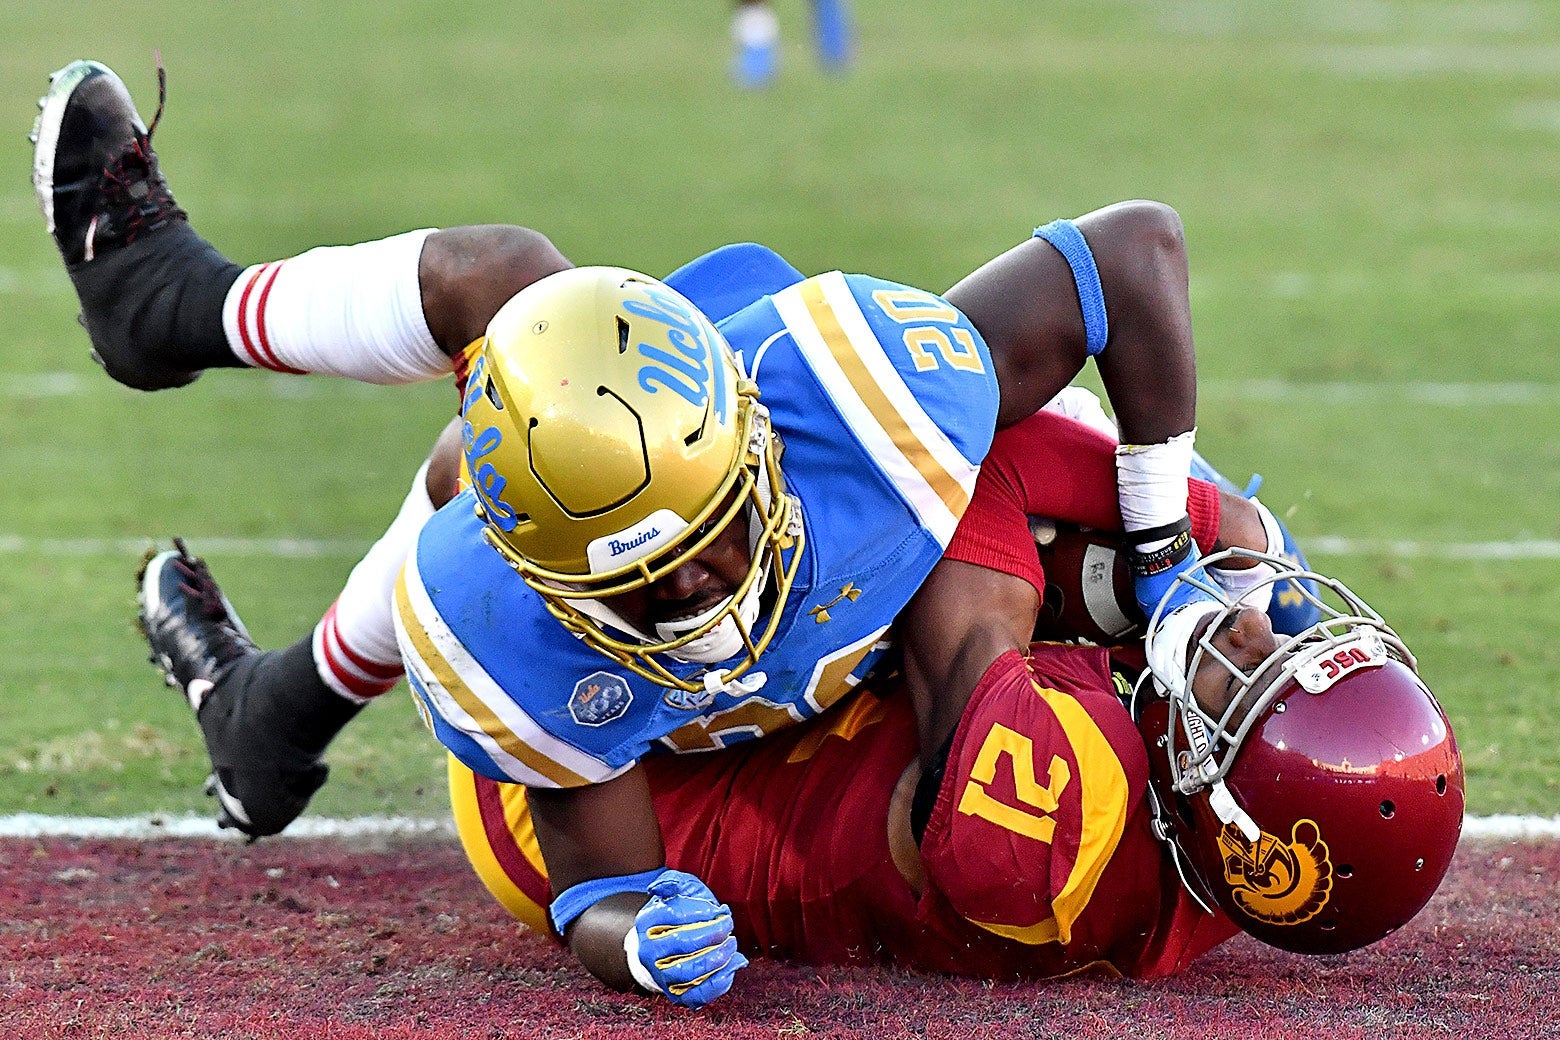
[550,868,667,934]
[1034,219,1109,356]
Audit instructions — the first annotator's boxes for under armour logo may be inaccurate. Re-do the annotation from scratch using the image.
[809,582,861,624]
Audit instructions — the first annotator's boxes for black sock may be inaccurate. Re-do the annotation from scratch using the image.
[68,220,245,388]
[208,633,364,760]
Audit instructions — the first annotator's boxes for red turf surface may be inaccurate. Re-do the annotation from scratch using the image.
[0,835,1554,1040]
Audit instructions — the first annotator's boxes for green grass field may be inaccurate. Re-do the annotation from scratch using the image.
[2,0,1556,821]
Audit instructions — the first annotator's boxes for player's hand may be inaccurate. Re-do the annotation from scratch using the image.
[625,870,748,1008]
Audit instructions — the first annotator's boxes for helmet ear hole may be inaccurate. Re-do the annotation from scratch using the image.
[1436,774,1448,795]
[1379,800,1396,819]
[1337,864,1354,879]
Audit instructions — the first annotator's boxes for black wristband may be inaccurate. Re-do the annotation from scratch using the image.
[1121,515,1192,548]
[1128,529,1194,578]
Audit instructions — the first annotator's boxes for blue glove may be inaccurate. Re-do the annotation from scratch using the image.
[1129,521,1219,621]
[625,870,748,1008]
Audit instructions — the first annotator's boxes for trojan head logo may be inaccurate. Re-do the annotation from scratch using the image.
[1218,819,1334,925]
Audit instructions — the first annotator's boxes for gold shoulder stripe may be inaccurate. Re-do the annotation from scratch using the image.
[797,277,970,519]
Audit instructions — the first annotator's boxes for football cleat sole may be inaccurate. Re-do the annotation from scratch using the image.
[31,61,142,236]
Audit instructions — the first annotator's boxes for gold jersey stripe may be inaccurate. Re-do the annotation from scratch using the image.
[797,277,971,519]
[969,673,1131,946]
[395,571,590,788]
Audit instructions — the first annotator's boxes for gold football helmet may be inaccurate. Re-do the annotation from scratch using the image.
[459,266,803,693]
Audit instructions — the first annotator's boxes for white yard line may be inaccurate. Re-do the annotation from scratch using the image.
[3,534,1558,560]
[4,373,1559,404]
[0,535,370,558]
[1306,537,1560,560]
[0,813,455,840]
[0,812,1547,842]
[1211,380,1560,406]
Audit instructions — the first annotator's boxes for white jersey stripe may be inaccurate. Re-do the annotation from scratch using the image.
[774,275,968,546]
[395,554,621,788]
[816,273,982,503]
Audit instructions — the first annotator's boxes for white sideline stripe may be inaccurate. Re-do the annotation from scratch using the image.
[3,534,1559,561]
[0,536,368,558]
[0,813,1548,842]
[0,814,455,840]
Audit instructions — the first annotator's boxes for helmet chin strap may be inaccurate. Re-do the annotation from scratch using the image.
[656,569,766,663]
[1181,679,1262,842]
[1151,597,1262,842]
[567,408,784,689]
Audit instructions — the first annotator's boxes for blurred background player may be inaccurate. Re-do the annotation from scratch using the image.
[731,0,854,89]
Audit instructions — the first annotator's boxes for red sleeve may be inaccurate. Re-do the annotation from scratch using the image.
[916,644,1149,946]
[945,410,1222,597]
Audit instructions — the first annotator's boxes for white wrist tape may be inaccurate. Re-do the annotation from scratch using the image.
[223,228,450,384]
[622,925,663,995]
[1205,496,1287,613]
[1207,560,1276,614]
[1248,496,1287,556]
[1115,429,1196,550]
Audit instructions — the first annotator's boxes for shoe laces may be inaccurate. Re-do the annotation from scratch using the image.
[89,56,186,257]
[169,537,257,666]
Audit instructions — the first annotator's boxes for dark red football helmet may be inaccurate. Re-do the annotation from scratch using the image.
[1134,550,1465,955]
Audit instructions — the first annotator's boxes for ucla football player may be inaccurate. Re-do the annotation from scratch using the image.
[40,60,1234,1006]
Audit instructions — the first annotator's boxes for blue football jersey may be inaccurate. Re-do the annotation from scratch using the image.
[395,261,999,786]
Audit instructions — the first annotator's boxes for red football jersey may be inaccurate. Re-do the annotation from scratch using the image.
[450,643,1236,978]
[942,407,1222,601]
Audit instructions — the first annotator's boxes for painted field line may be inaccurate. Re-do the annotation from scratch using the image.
[0,535,369,558]
[1210,380,1560,406]
[3,534,1559,561]
[4,372,1558,406]
[0,371,382,399]
[0,813,1548,842]
[1307,536,1560,560]
[0,813,455,841]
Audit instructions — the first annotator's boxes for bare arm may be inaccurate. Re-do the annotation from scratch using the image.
[525,765,666,992]
[944,200,1195,443]
[899,559,1040,764]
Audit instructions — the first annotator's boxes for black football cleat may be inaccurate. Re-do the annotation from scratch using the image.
[32,60,240,391]
[138,541,332,839]
[32,60,185,268]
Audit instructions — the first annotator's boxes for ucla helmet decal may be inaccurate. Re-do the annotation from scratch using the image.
[460,266,802,692]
